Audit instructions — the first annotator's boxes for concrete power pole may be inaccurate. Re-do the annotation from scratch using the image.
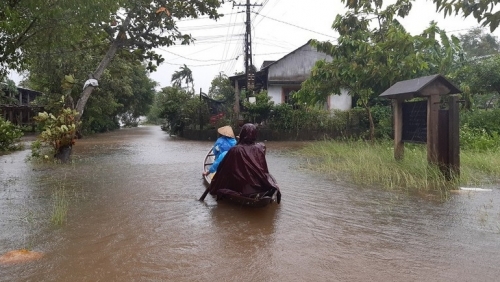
[234,0,261,92]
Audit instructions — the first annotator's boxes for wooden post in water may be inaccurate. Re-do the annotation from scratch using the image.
[427,94,440,164]
[448,95,460,178]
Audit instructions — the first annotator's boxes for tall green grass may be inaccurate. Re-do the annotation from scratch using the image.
[297,140,500,194]
[51,185,69,226]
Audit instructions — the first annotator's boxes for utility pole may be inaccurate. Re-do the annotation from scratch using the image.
[234,0,261,91]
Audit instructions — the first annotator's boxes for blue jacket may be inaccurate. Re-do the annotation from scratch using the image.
[209,136,236,173]
[212,136,236,160]
[209,151,228,173]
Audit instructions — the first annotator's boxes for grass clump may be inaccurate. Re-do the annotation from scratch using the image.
[51,185,69,226]
[297,140,500,195]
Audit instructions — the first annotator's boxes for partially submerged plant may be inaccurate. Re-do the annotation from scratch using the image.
[33,106,80,162]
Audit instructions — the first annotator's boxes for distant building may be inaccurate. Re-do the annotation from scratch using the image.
[0,84,44,126]
[229,40,351,112]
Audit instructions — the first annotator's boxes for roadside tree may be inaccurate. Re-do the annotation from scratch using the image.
[0,0,120,78]
[432,0,500,32]
[171,64,194,94]
[296,0,462,140]
[208,73,233,103]
[452,55,500,109]
[459,27,500,58]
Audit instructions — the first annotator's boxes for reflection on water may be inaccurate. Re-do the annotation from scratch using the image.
[0,126,499,281]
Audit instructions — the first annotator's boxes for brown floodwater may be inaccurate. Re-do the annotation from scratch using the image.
[1,126,499,281]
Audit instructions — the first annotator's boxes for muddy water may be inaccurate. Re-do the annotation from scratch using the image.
[1,126,499,281]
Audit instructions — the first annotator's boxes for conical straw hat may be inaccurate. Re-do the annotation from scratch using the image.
[217,125,235,138]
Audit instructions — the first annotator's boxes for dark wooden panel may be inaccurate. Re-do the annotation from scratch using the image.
[402,100,427,143]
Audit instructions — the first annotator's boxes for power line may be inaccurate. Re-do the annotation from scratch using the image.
[158,48,239,62]
[219,8,236,73]
[164,57,239,67]
[177,11,242,22]
[251,11,337,40]
[179,22,244,32]
[254,0,279,27]
[193,34,244,41]
[253,51,288,56]
[220,8,244,74]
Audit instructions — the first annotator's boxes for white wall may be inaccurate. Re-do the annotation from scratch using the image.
[267,44,331,83]
[262,42,352,110]
[268,85,351,111]
[267,85,282,104]
[328,89,352,111]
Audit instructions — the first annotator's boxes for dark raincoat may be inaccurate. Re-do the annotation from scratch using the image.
[209,123,281,203]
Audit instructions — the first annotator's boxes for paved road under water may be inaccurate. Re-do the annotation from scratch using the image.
[1,126,499,281]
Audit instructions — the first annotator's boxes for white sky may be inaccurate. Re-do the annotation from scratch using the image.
[8,0,500,93]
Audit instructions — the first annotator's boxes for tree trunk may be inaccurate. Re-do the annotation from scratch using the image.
[74,15,131,122]
[74,41,119,121]
[54,145,72,163]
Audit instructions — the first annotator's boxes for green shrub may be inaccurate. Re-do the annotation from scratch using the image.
[460,123,500,151]
[268,104,330,131]
[267,103,294,130]
[461,108,500,136]
[243,90,274,124]
[0,117,23,151]
[267,105,369,139]
[370,104,392,139]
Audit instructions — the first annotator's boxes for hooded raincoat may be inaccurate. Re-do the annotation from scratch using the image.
[209,123,281,202]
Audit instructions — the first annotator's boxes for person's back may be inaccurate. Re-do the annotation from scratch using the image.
[204,125,236,176]
[213,135,236,159]
[209,123,280,200]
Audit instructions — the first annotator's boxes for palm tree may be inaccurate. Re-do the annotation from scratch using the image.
[171,64,194,94]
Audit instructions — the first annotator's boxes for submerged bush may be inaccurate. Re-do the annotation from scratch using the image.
[32,107,80,162]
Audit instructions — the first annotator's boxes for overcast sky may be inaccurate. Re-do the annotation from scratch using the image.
[8,0,500,93]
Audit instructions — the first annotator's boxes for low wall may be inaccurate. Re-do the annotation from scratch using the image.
[181,128,219,141]
[180,127,364,141]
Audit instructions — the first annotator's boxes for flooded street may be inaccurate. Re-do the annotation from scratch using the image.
[1,125,500,281]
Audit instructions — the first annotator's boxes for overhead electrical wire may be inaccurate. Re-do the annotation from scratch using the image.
[219,8,236,73]
[251,11,338,40]
[158,1,491,76]
[254,0,280,27]
[223,33,244,74]
[158,48,239,62]
[254,36,297,49]
[219,5,246,74]
[219,5,242,74]
[250,0,269,69]
[221,31,244,74]
[163,58,238,67]
[177,11,241,22]
[178,22,244,32]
